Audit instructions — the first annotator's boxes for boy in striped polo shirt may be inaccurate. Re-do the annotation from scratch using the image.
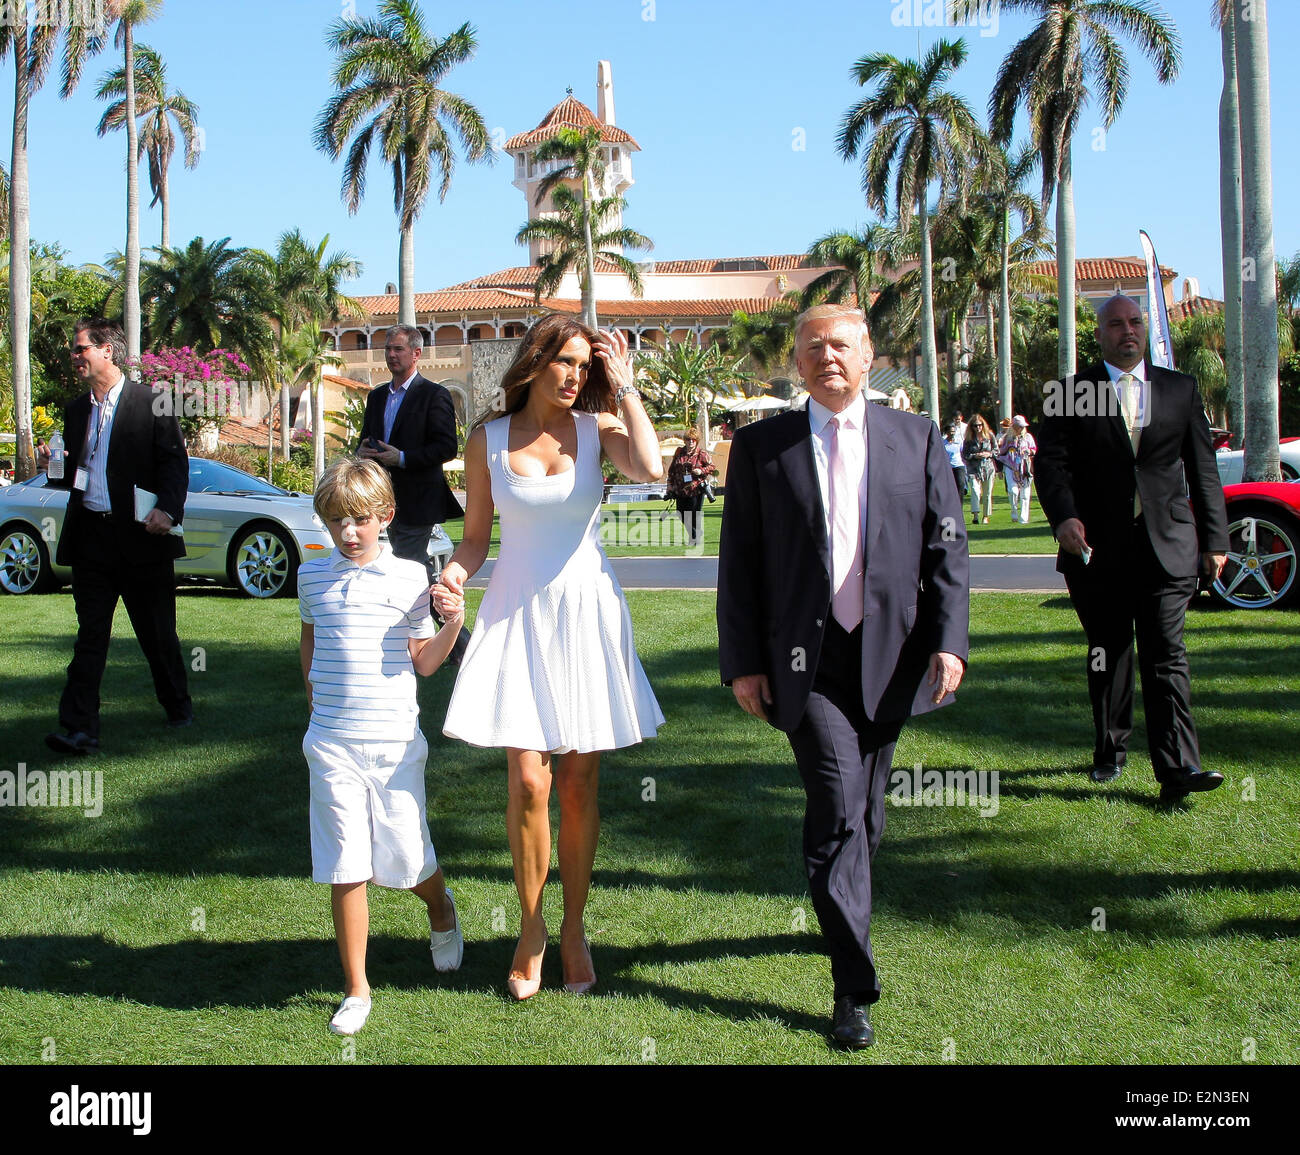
[299,459,466,1036]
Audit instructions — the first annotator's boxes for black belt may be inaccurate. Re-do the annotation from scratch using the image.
[84,509,114,519]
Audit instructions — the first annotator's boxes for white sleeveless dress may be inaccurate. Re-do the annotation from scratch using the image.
[442,410,663,754]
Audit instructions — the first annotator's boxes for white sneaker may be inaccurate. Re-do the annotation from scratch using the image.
[430,888,464,972]
[329,995,372,1036]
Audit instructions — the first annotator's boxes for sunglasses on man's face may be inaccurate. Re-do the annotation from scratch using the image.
[72,343,107,356]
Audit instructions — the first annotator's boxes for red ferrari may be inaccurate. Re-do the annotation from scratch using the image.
[1212,481,1300,608]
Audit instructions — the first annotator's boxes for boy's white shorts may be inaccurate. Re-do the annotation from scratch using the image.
[304,727,439,889]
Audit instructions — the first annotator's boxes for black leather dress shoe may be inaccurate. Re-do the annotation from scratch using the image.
[1158,768,1225,805]
[44,730,100,755]
[1090,763,1123,783]
[166,711,195,728]
[831,996,875,1049]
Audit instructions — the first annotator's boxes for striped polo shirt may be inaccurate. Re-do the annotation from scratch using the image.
[298,545,439,740]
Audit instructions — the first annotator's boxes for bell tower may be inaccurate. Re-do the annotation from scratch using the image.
[504,61,640,265]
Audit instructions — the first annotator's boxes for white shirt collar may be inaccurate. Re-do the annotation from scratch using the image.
[1104,360,1148,384]
[328,542,395,573]
[806,390,867,437]
[392,371,418,392]
[91,375,126,408]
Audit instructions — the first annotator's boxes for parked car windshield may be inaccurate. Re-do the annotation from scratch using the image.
[189,458,291,496]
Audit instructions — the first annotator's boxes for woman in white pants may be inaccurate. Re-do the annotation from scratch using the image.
[999,415,1037,524]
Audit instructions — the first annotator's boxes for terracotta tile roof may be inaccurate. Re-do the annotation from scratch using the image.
[218,419,273,449]
[442,267,542,291]
[1029,256,1176,282]
[641,255,816,274]
[504,95,640,150]
[1168,295,1225,323]
[352,288,542,317]
[538,297,777,319]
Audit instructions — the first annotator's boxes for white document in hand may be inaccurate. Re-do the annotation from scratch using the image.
[133,486,185,536]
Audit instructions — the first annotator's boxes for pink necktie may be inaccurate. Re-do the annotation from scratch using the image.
[828,415,864,631]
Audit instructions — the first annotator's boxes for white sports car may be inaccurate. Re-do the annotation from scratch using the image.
[0,458,454,597]
[1215,437,1300,485]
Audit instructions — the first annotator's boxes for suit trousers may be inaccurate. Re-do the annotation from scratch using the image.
[59,515,191,737]
[787,618,902,1002]
[387,521,435,576]
[1063,519,1200,779]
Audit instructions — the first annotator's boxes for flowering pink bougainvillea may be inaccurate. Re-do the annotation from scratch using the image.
[133,347,254,443]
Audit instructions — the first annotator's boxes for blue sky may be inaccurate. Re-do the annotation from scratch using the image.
[3,0,1295,302]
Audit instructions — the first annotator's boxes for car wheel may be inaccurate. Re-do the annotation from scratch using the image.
[1281,462,1298,481]
[1212,504,1299,609]
[0,523,57,594]
[227,521,299,598]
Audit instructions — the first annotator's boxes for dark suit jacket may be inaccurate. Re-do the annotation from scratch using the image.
[717,401,970,733]
[1036,363,1228,578]
[358,373,463,525]
[48,381,188,567]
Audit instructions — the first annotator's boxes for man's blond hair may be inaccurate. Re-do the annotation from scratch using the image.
[313,458,395,521]
[794,304,872,354]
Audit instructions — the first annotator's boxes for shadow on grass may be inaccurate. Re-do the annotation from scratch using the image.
[0,930,831,1038]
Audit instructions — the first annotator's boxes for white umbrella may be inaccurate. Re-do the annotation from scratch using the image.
[717,394,790,412]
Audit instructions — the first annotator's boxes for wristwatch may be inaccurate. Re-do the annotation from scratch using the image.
[614,383,639,404]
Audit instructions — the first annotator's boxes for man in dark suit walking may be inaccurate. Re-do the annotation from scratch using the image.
[1035,294,1228,805]
[357,323,462,570]
[717,305,969,1048]
[44,318,192,754]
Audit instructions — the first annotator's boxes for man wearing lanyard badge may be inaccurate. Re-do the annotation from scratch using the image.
[43,319,192,754]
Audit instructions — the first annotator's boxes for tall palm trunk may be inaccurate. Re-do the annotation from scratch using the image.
[124,23,141,365]
[1235,0,1280,482]
[160,170,170,251]
[9,14,34,479]
[313,376,326,482]
[398,222,416,326]
[279,381,291,460]
[918,194,940,424]
[1055,143,1076,379]
[581,171,597,329]
[983,290,997,399]
[998,201,1013,422]
[1219,11,1245,449]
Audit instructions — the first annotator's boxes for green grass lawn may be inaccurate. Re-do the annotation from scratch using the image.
[0,590,1295,1065]
[452,491,1055,559]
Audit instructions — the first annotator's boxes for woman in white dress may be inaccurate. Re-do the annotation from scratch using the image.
[434,314,664,1000]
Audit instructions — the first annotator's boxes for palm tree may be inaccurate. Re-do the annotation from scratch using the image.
[517,183,651,311]
[104,0,165,365]
[315,1,490,326]
[838,38,984,423]
[1231,0,1280,482]
[246,230,362,459]
[1,8,106,478]
[984,143,1044,420]
[720,299,800,376]
[636,341,749,441]
[531,124,637,327]
[95,43,200,251]
[280,321,346,482]
[135,236,273,362]
[972,0,1180,379]
[1214,0,1245,449]
[799,224,894,311]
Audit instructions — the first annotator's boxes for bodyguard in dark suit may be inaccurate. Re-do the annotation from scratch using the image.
[1035,295,1228,805]
[357,322,462,569]
[45,319,192,754]
[717,305,969,1048]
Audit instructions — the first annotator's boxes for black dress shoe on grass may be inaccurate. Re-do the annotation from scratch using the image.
[1090,763,1123,783]
[831,996,875,1049]
[166,712,195,728]
[44,730,100,755]
[1158,768,1224,806]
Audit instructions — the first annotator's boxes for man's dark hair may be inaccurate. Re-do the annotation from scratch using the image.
[75,317,128,369]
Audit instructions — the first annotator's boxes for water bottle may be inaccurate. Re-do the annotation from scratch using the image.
[48,431,65,480]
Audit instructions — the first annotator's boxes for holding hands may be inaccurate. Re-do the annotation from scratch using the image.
[432,566,467,625]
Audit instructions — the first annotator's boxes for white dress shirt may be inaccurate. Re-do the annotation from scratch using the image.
[82,375,125,512]
[383,370,417,468]
[807,390,869,541]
